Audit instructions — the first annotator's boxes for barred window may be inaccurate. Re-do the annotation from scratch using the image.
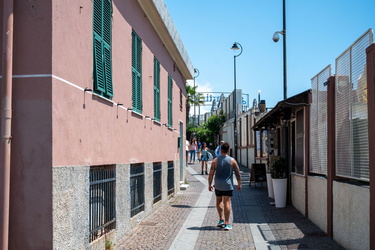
[153,162,162,203]
[130,163,145,217]
[167,161,174,195]
[89,165,116,242]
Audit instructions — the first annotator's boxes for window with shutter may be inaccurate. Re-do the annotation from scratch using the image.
[93,0,113,98]
[295,108,305,175]
[132,31,142,113]
[167,76,173,127]
[154,58,160,121]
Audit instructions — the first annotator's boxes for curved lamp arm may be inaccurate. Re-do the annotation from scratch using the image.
[231,42,243,57]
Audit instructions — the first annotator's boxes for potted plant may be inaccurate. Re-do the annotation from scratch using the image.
[271,157,287,208]
[266,160,274,199]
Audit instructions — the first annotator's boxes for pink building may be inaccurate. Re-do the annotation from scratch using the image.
[0,0,193,249]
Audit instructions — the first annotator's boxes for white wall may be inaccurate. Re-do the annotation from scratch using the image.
[333,181,369,250]
[308,176,327,233]
[291,174,306,215]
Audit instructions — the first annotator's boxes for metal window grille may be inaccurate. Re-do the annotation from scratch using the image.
[167,161,174,195]
[130,163,145,217]
[310,65,331,174]
[89,165,116,242]
[335,29,373,181]
[153,162,162,203]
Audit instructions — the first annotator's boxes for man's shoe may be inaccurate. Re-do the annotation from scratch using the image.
[217,219,225,228]
[205,171,208,175]
[224,224,232,230]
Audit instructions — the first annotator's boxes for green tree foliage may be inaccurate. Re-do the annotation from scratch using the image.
[192,110,226,148]
[195,124,210,145]
[185,85,204,125]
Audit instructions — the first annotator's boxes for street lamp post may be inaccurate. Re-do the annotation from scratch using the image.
[273,0,287,100]
[273,0,289,205]
[258,90,261,109]
[231,42,243,160]
[193,68,199,127]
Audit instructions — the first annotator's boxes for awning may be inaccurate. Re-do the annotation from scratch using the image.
[252,89,311,130]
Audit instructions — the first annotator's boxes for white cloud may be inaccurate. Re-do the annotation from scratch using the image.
[187,79,215,116]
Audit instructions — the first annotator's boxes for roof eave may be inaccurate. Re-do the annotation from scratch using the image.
[137,0,194,80]
[252,89,312,130]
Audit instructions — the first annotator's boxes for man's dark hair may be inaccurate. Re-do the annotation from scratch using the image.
[221,142,230,153]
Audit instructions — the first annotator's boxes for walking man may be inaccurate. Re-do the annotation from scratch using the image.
[208,142,242,230]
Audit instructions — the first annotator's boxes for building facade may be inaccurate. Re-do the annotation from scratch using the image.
[253,30,374,250]
[0,0,193,249]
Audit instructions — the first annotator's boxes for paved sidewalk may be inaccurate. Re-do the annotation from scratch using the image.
[117,162,344,249]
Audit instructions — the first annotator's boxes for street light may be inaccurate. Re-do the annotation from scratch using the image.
[193,68,199,127]
[231,42,243,160]
[258,90,261,109]
[273,0,287,100]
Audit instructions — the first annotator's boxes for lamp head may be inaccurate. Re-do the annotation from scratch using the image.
[272,32,280,42]
[194,68,200,78]
[231,43,240,50]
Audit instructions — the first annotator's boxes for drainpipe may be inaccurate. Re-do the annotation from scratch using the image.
[0,0,14,249]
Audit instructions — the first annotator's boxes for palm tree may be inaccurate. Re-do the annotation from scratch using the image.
[186,85,204,126]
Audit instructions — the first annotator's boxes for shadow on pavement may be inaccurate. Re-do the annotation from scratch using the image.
[230,165,344,249]
[187,226,222,231]
[171,204,215,209]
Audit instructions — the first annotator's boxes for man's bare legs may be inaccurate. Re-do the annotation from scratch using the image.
[223,196,231,223]
[216,195,231,223]
[216,196,224,220]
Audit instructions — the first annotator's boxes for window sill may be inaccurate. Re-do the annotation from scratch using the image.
[290,172,305,178]
[131,110,143,117]
[92,92,114,105]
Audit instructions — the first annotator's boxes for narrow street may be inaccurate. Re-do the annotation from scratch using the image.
[118,162,344,249]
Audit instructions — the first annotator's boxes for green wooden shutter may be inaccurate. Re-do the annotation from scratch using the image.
[103,0,113,97]
[104,44,113,96]
[168,76,173,126]
[93,35,105,92]
[132,31,142,113]
[154,58,160,121]
[93,0,113,98]
[93,0,102,36]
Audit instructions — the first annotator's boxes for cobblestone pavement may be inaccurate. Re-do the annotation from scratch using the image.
[117,162,344,250]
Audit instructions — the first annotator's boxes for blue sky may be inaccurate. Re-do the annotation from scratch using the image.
[163,0,375,112]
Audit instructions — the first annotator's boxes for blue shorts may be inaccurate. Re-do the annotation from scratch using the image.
[214,189,233,197]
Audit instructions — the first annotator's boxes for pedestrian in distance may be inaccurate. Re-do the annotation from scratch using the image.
[208,142,242,230]
[185,140,190,166]
[189,138,197,163]
[197,140,202,162]
[215,140,225,157]
[200,143,211,175]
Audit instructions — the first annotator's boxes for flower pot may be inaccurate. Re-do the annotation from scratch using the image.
[272,178,287,208]
[266,173,274,198]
